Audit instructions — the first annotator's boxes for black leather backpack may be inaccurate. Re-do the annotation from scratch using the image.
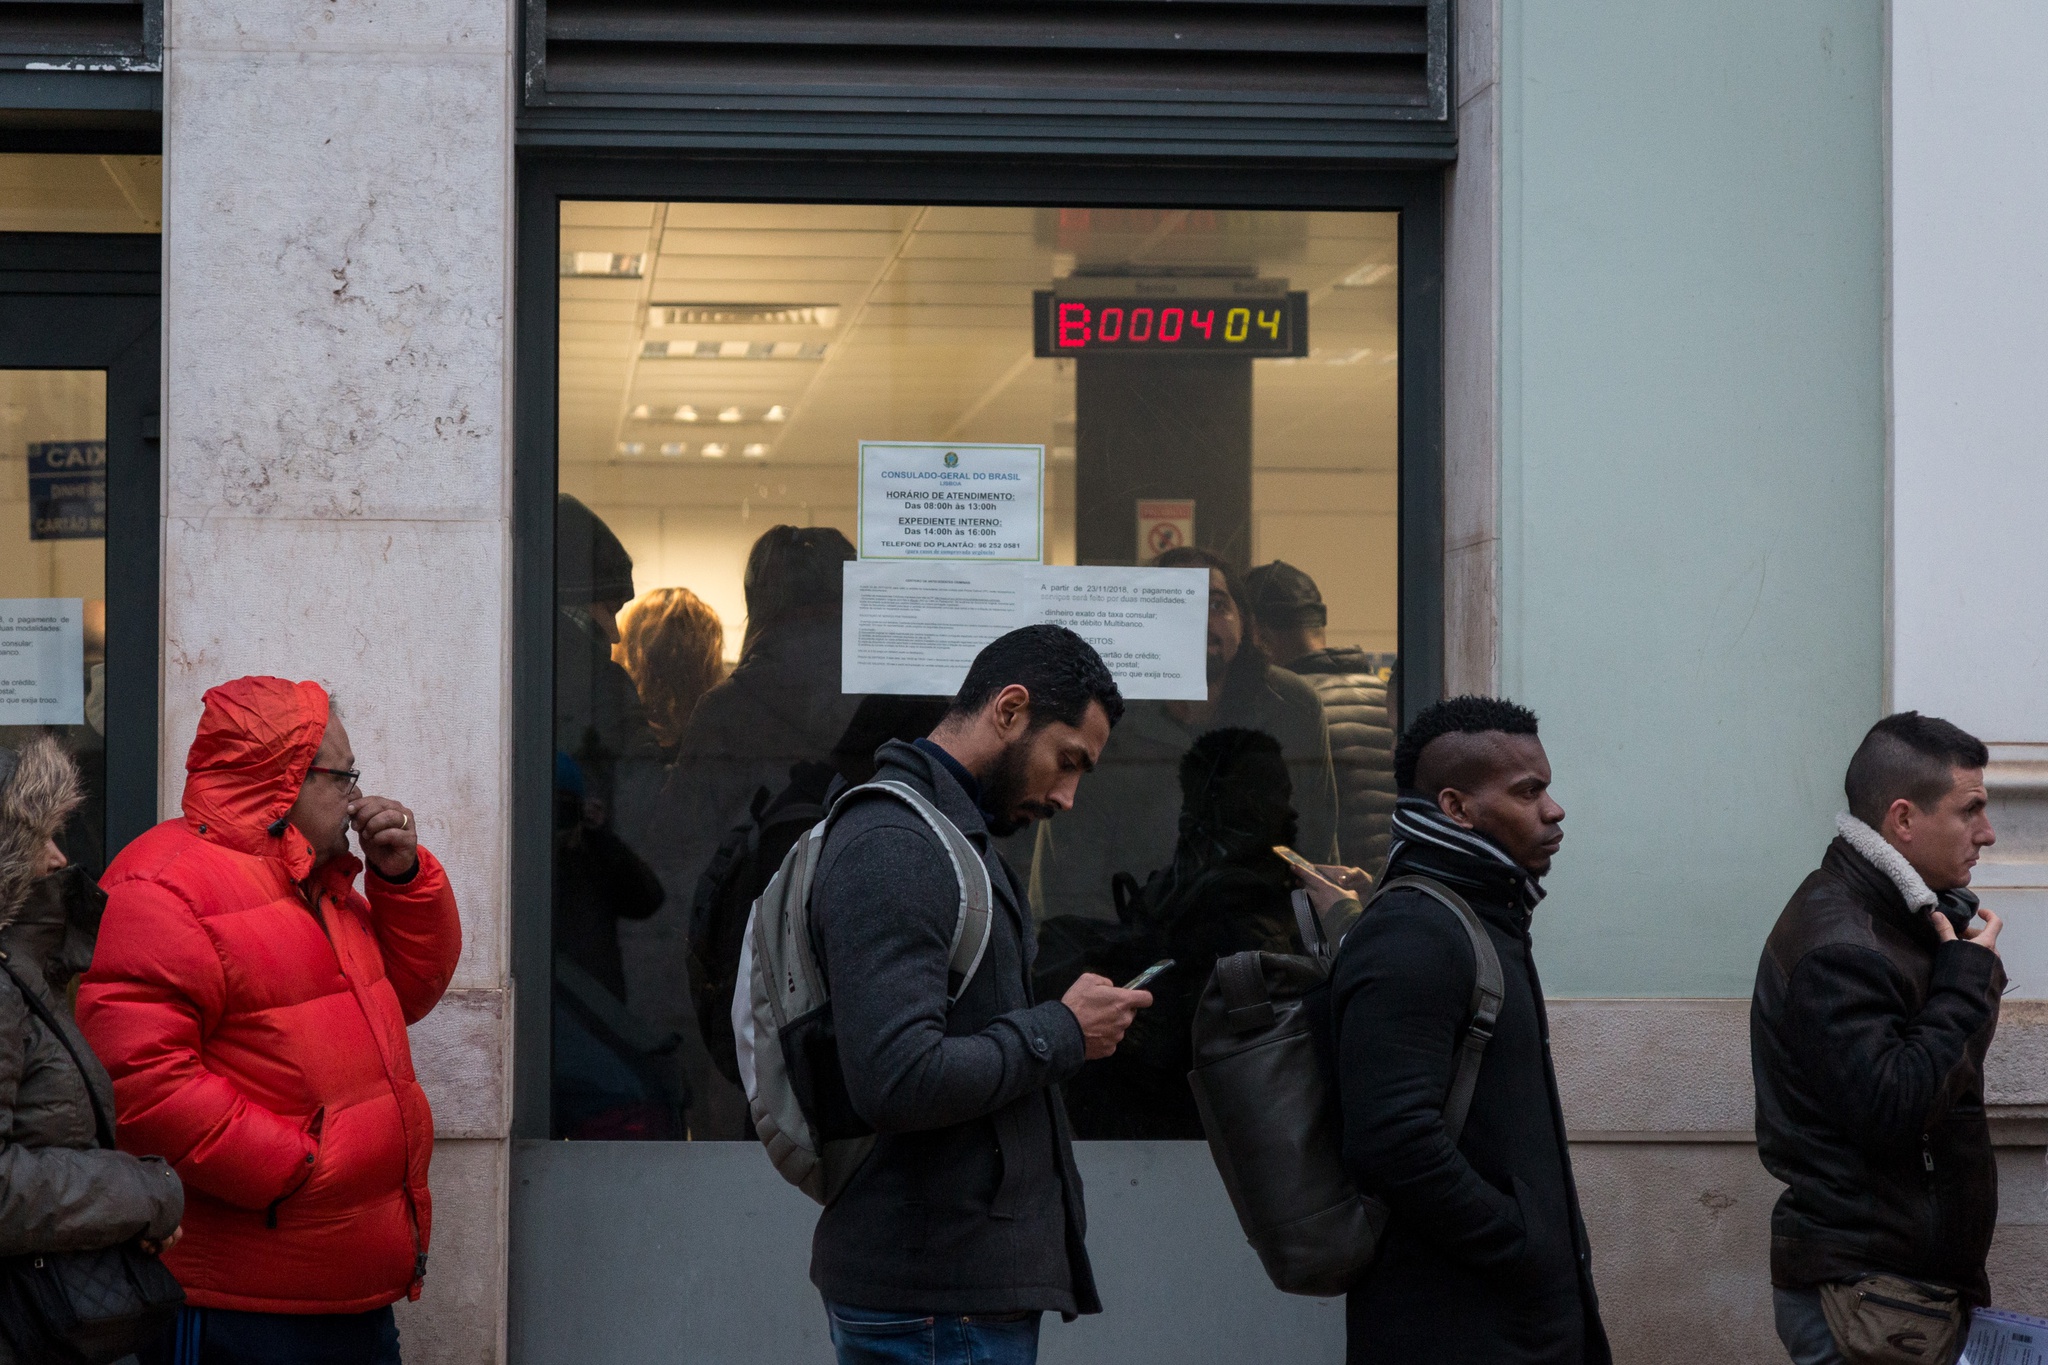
[1187,875,1504,1298]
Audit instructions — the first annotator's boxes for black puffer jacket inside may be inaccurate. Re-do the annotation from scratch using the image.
[1284,648,1397,873]
[1751,828,2004,1303]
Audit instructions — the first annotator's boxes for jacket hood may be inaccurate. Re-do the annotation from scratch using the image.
[182,675,331,880]
[0,735,84,930]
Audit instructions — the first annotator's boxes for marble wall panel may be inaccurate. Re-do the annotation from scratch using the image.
[159,516,506,988]
[164,47,507,522]
[170,0,506,54]
[1443,0,1501,695]
[413,987,509,1139]
[394,1139,507,1365]
[1572,1142,1782,1363]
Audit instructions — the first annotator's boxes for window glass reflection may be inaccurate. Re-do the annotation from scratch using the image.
[552,204,1398,1139]
[0,370,109,938]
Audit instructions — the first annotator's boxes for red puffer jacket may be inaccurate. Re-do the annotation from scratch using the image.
[78,676,461,1313]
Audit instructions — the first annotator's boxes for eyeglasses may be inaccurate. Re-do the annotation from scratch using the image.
[307,766,362,792]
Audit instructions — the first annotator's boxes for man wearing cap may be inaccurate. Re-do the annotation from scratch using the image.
[81,677,461,1364]
[1244,560,1399,874]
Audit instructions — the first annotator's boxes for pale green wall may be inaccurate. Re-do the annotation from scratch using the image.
[1499,2,1885,995]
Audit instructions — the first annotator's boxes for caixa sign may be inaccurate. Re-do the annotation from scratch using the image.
[26,441,107,541]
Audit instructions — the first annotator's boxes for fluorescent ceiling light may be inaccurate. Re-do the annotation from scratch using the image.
[674,404,698,422]
[700,442,728,459]
[560,252,644,278]
[1337,263,1396,288]
[640,340,828,361]
[660,442,685,457]
[648,303,840,328]
[629,404,651,420]
[718,407,743,423]
[764,405,787,422]
[742,443,769,459]
[617,441,645,456]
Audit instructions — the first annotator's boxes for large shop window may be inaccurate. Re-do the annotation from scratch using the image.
[551,202,1399,1141]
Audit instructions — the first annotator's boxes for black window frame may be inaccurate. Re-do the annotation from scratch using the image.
[511,150,1445,1141]
[0,230,162,856]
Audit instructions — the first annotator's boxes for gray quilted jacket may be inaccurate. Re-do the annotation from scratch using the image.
[1285,648,1398,874]
[0,738,183,1268]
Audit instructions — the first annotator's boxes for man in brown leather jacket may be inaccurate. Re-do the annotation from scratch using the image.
[1751,712,2004,1365]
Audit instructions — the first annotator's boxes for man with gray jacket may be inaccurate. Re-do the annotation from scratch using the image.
[808,624,1151,1365]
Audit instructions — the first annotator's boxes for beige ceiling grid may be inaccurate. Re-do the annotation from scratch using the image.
[558,203,1402,652]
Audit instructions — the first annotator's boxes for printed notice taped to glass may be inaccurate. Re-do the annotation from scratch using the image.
[1962,1307,2048,1365]
[842,562,1207,700]
[858,441,1043,561]
[0,599,84,725]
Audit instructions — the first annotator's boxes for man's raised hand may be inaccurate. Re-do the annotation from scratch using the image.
[348,795,419,880]
[1061,973,1152,1060]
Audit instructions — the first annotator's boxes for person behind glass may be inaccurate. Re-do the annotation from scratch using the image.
[1047,727,1364,1139]
[651,524,861,904]
[614,585,725,759]
[80,678,462,1365]
[555,494,659,792]
[1753,713,2004,1365]
[1244,559,1399,875]
[809,625,1149,1365]
[630,527,863,1089]
[1030,545,1338,923]
[0,738,185,1322]
[1319,697,1610,1365]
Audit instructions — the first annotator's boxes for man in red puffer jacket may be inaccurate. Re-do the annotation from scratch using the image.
[80,676,460,1365]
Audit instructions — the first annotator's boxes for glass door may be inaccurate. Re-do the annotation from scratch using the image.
[0,368,110,875]
[0,232,161,875]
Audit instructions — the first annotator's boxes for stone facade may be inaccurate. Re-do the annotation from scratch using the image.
[160,0,512,1358]
[142,1,2045,1361]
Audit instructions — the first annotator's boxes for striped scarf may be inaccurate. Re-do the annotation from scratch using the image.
[1384,794,1546,912]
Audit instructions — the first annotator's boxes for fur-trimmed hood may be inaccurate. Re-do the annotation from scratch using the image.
[1834,811,1938,912]
[0,736,84,930]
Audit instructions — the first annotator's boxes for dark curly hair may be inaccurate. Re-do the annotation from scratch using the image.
[949,623,1125,729]
[1394,695,1541,791]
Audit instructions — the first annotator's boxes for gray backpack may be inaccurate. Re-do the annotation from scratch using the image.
[1188,875,1504,1297]
[732,779,993,1205]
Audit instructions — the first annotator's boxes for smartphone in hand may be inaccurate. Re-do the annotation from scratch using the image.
[1122,959,1175,991]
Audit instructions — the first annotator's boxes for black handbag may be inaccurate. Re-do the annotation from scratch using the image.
[0,957,184,1365]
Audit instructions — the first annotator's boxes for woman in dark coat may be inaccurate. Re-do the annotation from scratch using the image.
[0,738,183,1307]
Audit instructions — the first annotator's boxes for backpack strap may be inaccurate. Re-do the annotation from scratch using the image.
[1364,875,1505,1144]
[826,779,995,1003]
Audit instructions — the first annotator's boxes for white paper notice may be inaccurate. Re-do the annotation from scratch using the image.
[0,599,84,725]
[859,441,1043,561]
[842,562,1207,700]
[1962,1307,2048,1365]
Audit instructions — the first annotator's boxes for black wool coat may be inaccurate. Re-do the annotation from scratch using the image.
[1331,869,1611,1365]
[809,741,1099,1317]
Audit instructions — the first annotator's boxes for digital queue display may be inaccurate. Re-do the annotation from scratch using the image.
[1032,289,1308,359]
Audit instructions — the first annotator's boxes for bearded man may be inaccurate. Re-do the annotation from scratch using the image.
[806,624,1151,1365]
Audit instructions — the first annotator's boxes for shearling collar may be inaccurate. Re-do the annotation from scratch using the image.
[1835,812,1937,913]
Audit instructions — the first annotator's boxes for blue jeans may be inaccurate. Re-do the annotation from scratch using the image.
[1774,1288,1847,1365]
[825,1301,1041,1365]
[137,1305,401,1365]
